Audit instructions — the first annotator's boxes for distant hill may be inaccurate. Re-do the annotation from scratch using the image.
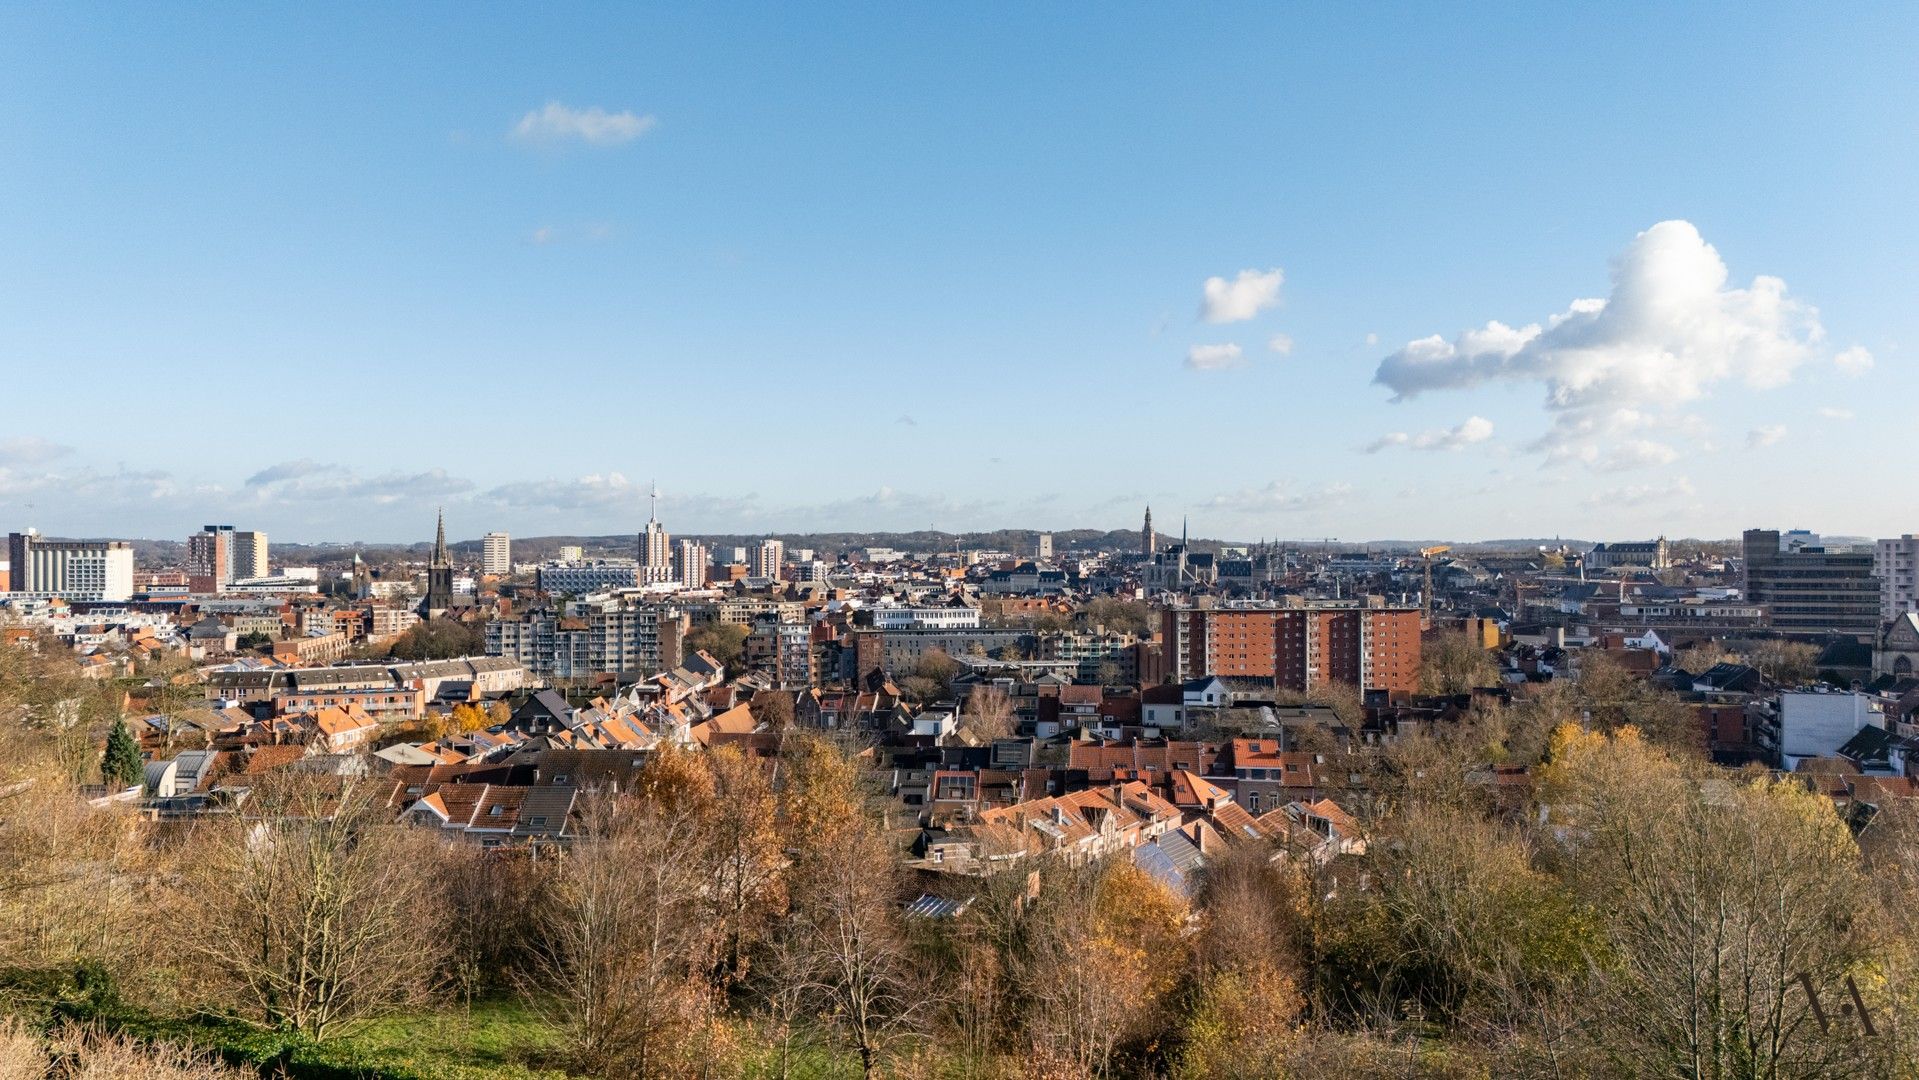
[40,530,1739,569]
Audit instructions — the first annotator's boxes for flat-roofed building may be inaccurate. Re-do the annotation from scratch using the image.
[1162,596,1422,694]
[1742,529,1879,641]
[6,531,135,601]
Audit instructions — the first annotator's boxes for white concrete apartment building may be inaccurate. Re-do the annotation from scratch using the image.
[233,530,270,581]
[1876,535,1919,623]
[750,539,785,580]
[482,532,512,576]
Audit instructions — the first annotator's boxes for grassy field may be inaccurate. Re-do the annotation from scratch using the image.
[324,998,567,1077]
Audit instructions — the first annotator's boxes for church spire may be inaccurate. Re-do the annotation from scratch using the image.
[433,507,448,566]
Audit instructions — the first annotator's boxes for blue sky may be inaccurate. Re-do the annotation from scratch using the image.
[2,4,1913,543]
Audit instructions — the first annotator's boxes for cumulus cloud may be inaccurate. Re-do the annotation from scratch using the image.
[1364,415,1495,453]
[511,102,656,145]
[1199,268,1283,323]
[1746,425,1787,448]
[1185,343,1245,371]
[1816,406,1854,420]
[1834,345,1874,375]
[1373,221,1841,471]
[0,436,73,465]
[1267,333,1294,356]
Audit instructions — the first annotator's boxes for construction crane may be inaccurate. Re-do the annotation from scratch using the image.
[1418,545,1451,625]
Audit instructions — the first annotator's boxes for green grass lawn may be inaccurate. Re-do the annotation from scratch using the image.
[323,998,568,1077]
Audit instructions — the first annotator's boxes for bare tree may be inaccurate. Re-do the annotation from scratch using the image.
[1418,631,1501,697]
[960,685,1016,743]
[784,821,921,1078]
[703,745,786,988]
[186,773,446,1039]
[534,793,723,1078]
[1543,727,1867,1076]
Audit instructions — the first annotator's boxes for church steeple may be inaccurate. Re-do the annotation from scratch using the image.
[422,508,454,618]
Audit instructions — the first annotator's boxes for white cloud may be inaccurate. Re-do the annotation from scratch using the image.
[1202,481,1353,514]
[1586,477,1696,507]
[1816,406,1854,420]
[529,227,555,245]
[244,460,473,505]
[1199,268,1283,323]
[1835,345,1874,375]
[0,436,73,465]
[511,102,657,146]
[1746,425,1787,448]
[1364,415,1495,453]
[1267,333,1294,356]
[1594,439,1681,472]
[1185,343,1245,371]
[1374,220,1842,471]
[1364,332,1379,346]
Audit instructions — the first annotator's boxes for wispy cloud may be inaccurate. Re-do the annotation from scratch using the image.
[1835,345,1874,376]
[1185,342,1245,371]
[0,436,73,466]
[1267,333,1294,356]
[1815,406,1854,420]
[511,102,657,146]
[1364,416,1493,453]
[1202,481,1353,515]
[1746,424,1786,448]
[1586,477,1696,507]
[245,460,473,505]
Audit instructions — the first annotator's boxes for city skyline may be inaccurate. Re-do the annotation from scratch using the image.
[4,5,1915,541]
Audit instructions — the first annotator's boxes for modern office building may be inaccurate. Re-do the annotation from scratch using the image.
[1741,529,1879,641]
[1162,596,1423,693]
[869,601,983,630]
[482,531,512,576]
[5,530,135,601]
[536,559,641,596]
